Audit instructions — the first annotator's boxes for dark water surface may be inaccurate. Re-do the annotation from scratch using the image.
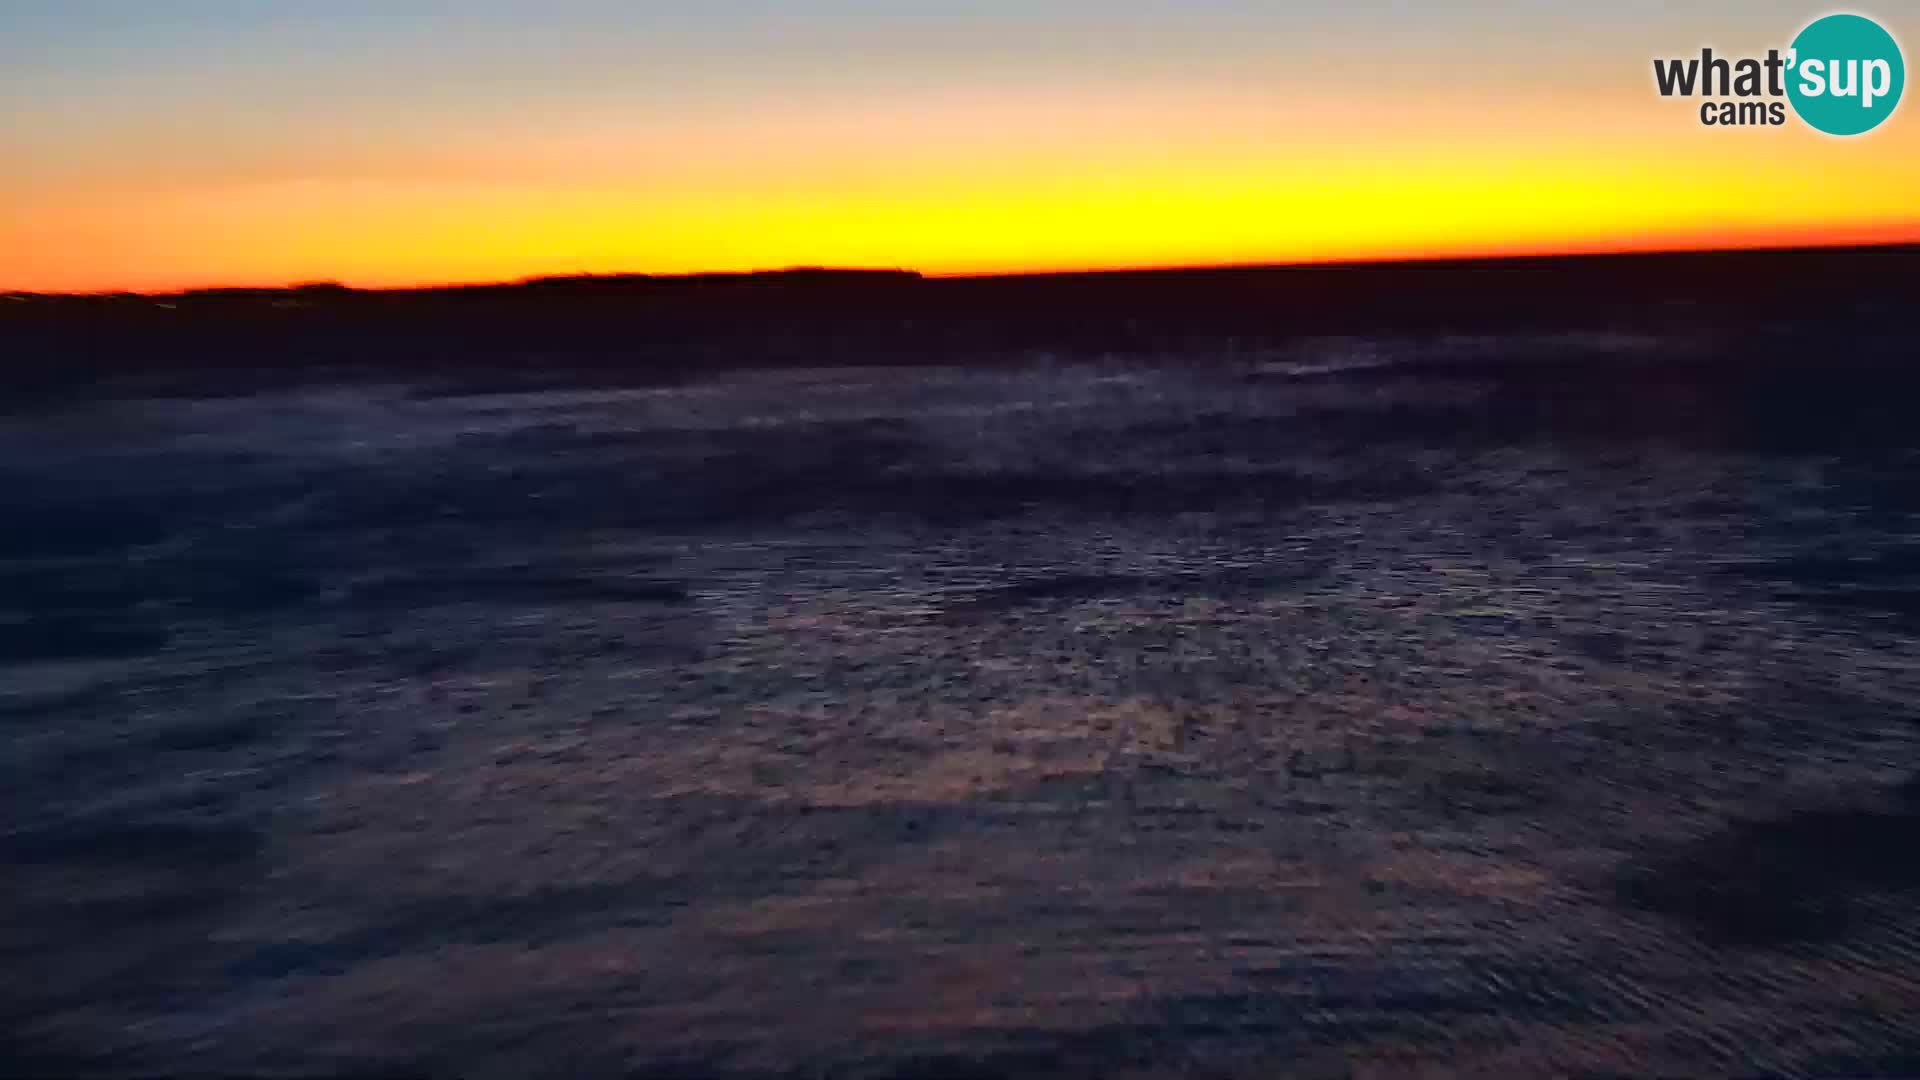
[6,356,1920,1077]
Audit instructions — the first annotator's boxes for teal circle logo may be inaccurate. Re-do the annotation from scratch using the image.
[1787,13,1905,135]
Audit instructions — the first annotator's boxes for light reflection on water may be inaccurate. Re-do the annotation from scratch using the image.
[5,361,1920,1076]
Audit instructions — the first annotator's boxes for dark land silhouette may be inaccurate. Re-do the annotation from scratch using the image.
[5,243,1915,384]
[7,242,1920,1077]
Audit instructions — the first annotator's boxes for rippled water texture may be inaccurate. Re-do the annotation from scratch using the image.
[6,358,1920,1076]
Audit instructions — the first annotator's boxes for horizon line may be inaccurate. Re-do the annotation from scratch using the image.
[9,236,1920,299]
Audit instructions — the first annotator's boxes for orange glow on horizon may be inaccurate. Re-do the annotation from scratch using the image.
[6,22,1919,294]
[11,225,1920,296]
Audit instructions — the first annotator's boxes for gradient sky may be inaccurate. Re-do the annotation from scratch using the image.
[3,2,1916,291]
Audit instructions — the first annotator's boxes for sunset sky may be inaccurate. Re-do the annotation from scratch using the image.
[4,2,1916,292]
